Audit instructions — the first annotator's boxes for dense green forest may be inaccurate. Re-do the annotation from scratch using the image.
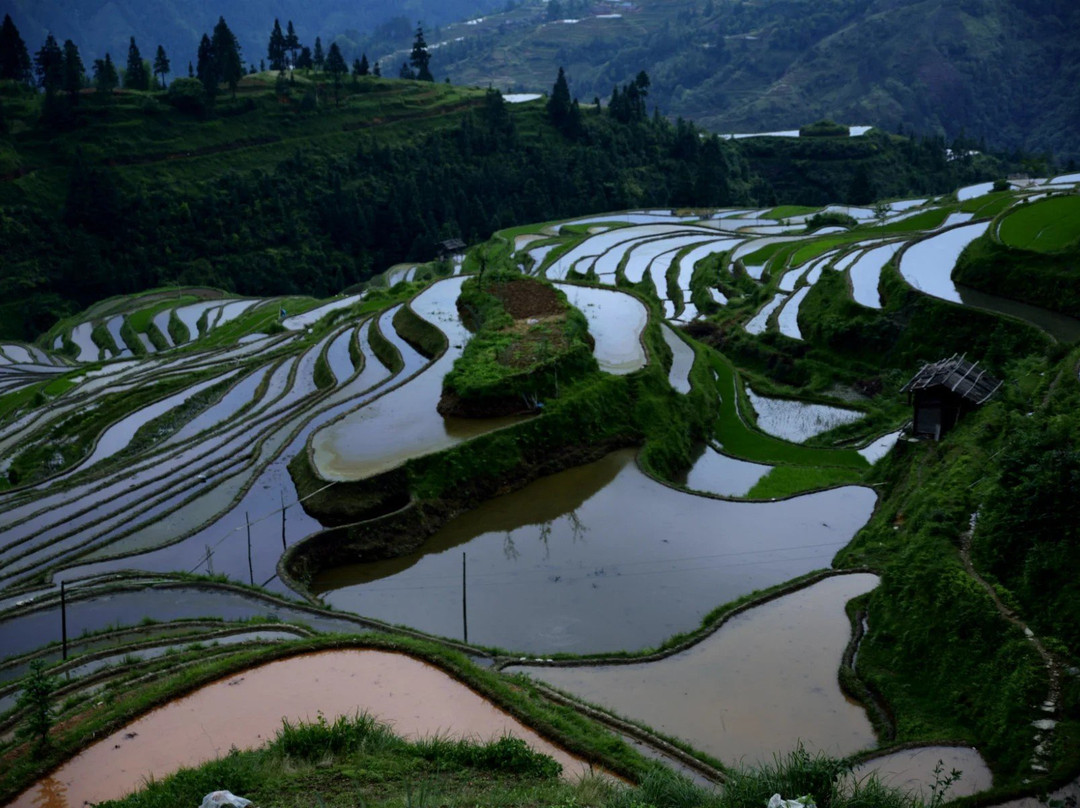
[0,15,1033,340]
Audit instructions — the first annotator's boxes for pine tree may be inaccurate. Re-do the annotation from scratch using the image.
[326,42,346,104]
[284,21,300,69]
[153,45,170,89]
[124,36,149,90]
[296,46,313,70]
[34,34,64,95]
[358,53,369,76]
[268,19,285,71]
[399,62,415,79]
[313,37,324,71]
[211,17,243,98]
[547,66,571,126]
[0,14,32,83]
[61,40,84,101]
[196,33,216,97]
[93,53,118,96]
[409,24,433,81]
[373,61,381,78]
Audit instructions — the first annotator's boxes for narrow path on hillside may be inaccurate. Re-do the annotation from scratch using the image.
[959,528,1060,775]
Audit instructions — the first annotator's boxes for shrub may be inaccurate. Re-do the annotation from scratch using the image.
[165,79,208,115]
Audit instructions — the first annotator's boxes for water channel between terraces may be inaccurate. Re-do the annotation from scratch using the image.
[9,650,603,808]
[314,450,877,654]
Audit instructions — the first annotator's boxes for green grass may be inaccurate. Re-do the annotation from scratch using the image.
[0,384,43,423]
[740,241,795,267]
[871,206,952,232]
[708,351,868,469]
[43,376,77,397]
[765,205,819,220]
[745,465,865,499]
[125,296,199,333]
[789,237,847,267]
[787,207,956,266]
[961,191,1015,217]
[998,195,1080,253]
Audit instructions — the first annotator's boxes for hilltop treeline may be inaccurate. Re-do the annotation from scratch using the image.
[0,82,750,339]
[0,32,1024,341]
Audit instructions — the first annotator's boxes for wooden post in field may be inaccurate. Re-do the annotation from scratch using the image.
[280,491,287,552]
[246,511,254,586]
[462,552,468,644]
[60,580,68,661]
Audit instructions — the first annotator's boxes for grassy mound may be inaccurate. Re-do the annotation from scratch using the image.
[439,274,598,417]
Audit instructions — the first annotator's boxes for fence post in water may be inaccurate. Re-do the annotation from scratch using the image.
[60,580,68,661]
[462,552,468,644]
[246,511,254,586]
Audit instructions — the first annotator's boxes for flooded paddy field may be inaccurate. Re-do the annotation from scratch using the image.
[9,650,600,808]
[510,574,880,765]
[314,450,876,653]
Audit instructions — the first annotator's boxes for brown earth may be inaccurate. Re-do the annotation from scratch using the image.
[486,278,564,319]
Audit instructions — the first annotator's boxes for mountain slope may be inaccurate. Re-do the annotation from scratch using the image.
[0,0,504,82]
[421,0,1080,162]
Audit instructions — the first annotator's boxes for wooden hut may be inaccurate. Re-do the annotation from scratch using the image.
[901,354,1002,440]
[436,238,467,260]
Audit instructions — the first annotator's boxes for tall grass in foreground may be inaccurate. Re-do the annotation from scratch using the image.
[101,716,944,808]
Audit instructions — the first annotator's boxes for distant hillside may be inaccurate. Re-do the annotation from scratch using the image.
[0,68,1018,339]
[0,0,503,80]
[411,0,1080,163]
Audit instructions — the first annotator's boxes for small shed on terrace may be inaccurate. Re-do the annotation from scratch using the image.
[437,238,467,260]
[901,354,1002,440]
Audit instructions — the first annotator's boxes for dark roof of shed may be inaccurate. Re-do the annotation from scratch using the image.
[438,238,467,251]
[900,353,1002,404]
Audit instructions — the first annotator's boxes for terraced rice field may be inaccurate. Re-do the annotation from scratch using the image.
[998,195,1080,252]
[3,179,1079,805]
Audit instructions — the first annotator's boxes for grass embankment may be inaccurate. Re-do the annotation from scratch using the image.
[800,258,1049,367]
[392,302,449,360]
[835,349,1080,788]
[953,235,1080,322]
[440,274,597,416]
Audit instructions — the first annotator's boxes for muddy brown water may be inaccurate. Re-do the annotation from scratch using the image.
[9,650,601,808]
[314,450,877,653]
[509,573,880,765]
[851,745,992,801]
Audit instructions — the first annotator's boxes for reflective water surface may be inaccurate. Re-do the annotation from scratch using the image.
[315,450,876,653]
[511,573,880,765]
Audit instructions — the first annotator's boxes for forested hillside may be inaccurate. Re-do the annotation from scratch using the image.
[1,53,1030,341]
[0,0,505,86]
[423,0,1080,163]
